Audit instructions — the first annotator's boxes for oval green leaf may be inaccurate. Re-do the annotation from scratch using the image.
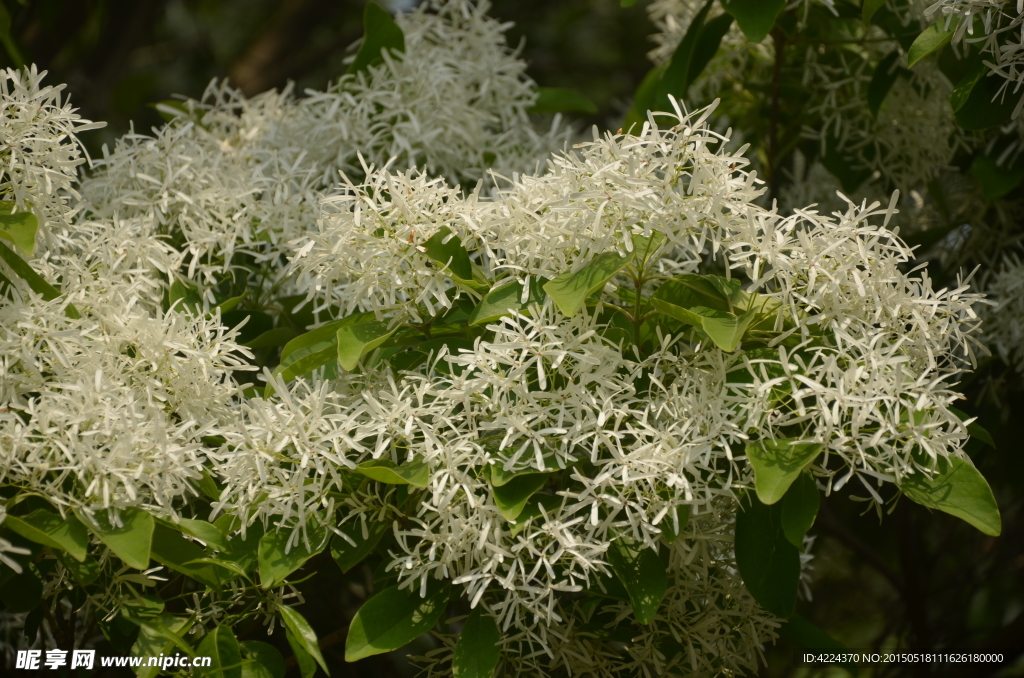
[347,2,405,75]
[469,277,547,326]
[901,456,1001,536]
[490,470,550,522]
[79,507,154,571]
[544,251,635,317]
[337,320,400,371]
[356,458,430,487]
[150,523,223,588]
[258,524,328,589]
[4,509,89,561]
[907,20,955,67]
[606,539,667,625]
[721,0,785,43]
[331,520,389,573]
[452,607,501,678]
[239,641,286,678]
[344,582,451,662]
[197,625,242,678]
[279,605,329,675]
[780,472,820,549]
[0,211,39,256]
[746,439,824,505]
[735,495,800,618]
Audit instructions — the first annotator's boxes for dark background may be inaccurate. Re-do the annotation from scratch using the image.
[1,1,1021,676]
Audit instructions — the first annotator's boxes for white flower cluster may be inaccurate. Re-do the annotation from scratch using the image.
[926,0,1024,117]
[76,0,565,299]
[0,278,252,519]
[0,66,101,233]
[220,102,982,670]
[0,1,992,673]
[979,253,1024,373]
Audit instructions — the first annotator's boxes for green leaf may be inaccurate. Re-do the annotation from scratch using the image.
[901,456,1001,536]
[735,495,801,618]
[781,472,819,549]
[699,307,757,352]
[654,274,739,312]
[344,582,451,662]
[132,616,194,658]
[221,522,265,575]
[258,524,328,589]
[0,568,42,613]
[529,87,598,115]
[57,552,100,585]
[197,469,223,502]
[621,0,639,6]
[185,557,251,580]
[356,458,430,487]
[746,439,824,505]
[271,340,337,392]
[0,211,38,256]
[908,20,955,67]
[951,59,985,113]
[280,313,373,362]
[169,279,204,315]
[279,605,329,674]
[212,293,246,315]
[605,539,667,624]
[149,523,223,588]
[0,240,80,318]
[469,277,547,326]
[780,614,859,676]
[239,641,286,678]
[862,0,886,23]
[689,13,735,85]
[867,51,903,116]
[131,615,192,678]
[970,153,1024,202]
[286,631,317,678]
[348,2,405,75]
[243,327,296,350]
[4,509,89,561]
[658,504,690,544]
[452,607,501,678]
[653,0,715,107]
[79,507,154,570]
[421,227,477,283]
[197,625,243,678]
[337,320,401,371]
[123,593,165,620]
[160,517,230,551]
[544,251,635,317]
[331,520,389,573]
[721,0,785,43]
[490,470,550,521]
[507,494,563,538]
